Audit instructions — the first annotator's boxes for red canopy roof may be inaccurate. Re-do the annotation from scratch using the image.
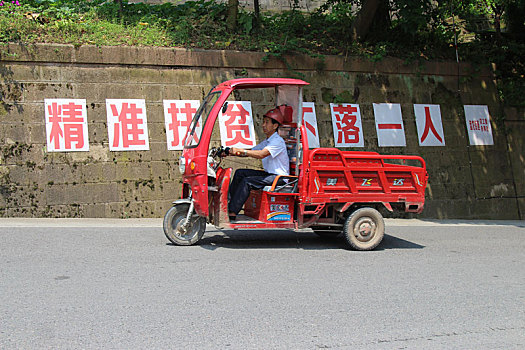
[214,78,309,90]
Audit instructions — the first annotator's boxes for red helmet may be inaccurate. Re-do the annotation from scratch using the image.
[263,108,284,125]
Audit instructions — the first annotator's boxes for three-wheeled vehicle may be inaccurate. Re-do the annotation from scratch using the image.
[163,78,428,250]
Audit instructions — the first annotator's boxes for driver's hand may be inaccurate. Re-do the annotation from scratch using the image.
[230,147,242,156]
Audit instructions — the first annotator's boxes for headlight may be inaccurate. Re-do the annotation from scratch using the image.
[179,156,186,174]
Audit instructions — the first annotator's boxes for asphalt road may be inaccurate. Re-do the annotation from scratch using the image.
[1,219,524,349]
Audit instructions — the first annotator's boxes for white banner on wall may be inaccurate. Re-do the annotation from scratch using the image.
[464,105,494,145]
[163,100,200,150]
[106,99,150,151]
[44,99,89,152]
[302,102,320,148]
[330,103,364,148]
[218,101,256,148]
[414,104,445,146]
[373,103,406,147]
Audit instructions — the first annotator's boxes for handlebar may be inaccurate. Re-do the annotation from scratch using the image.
[209,146,230,159]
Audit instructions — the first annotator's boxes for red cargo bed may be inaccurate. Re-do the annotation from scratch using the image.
[301,149,428,213]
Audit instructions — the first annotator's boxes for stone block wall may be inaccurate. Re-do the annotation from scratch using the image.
[0,43,523,219]
[504,107,525,218]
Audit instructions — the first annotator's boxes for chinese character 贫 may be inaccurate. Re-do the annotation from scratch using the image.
[223,103,254,147]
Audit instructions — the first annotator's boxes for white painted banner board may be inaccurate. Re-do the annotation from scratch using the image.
[44,98,89,152]
[414,104,445,146]
[373,103,406,147]
[464,105,494,145]
[163,100,200,150]
[302,102,320,148]
[218,101,256,148]
[330,103,364,147]
[106,99,150,151]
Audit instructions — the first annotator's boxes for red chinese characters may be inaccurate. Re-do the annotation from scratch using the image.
[421,107,443,143]
[330,103,364,147]
[464,105,494,145]
[414,104,445,146]
[106,99,149,151]
[218,101,256,148]
[373,103,406,147]
[468,119,489,132]
[302,102,320,148]
[163,100,200,150]
[44,99,89,152]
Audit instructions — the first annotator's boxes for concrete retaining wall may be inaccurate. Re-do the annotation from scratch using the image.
[0,43,523,219]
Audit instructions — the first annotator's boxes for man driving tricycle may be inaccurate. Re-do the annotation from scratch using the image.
[163,78,428,250]
[228,106,290,221]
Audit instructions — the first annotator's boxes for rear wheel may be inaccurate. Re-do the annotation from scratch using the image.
[163,203,206,246]
[343,207,384,250]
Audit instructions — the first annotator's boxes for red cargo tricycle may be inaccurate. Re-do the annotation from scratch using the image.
[163,78,428,250]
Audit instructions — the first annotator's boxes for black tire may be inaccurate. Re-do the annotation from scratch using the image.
[343,207,384,251]
[163,203,206,246]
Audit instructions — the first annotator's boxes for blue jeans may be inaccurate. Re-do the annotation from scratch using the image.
[228,169,276,215]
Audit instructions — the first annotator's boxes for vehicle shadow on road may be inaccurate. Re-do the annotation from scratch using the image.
[376,233,425,250]
[195,230,424,250]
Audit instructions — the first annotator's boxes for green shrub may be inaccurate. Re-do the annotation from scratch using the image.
[0,0,522,106]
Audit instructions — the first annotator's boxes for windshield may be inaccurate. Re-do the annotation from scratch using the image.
[184,91,220,148]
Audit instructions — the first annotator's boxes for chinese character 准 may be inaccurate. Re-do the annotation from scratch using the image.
[110,103,145,148]
[106,99,149,151]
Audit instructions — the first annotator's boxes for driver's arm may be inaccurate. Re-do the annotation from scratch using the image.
[230,147,270,159]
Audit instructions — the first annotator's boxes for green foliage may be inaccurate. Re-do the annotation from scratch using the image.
[505,0,525,34]
[482,40,525,106]
[0,0,523,106]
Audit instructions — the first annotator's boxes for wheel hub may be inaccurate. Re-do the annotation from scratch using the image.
[174,216,196,239]
[175,218,186,235]
[354,217,376,242]
[359,222,372,236]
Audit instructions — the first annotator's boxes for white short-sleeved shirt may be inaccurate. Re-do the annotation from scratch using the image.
[253,132,289,175]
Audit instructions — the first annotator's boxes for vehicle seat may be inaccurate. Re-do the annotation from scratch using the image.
[263,175,298,193]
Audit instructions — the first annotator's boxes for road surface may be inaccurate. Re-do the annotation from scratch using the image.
[1,219,524,349]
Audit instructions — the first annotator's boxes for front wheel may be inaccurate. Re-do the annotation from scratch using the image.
[343,207,384,251]
[163,203,206,246]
